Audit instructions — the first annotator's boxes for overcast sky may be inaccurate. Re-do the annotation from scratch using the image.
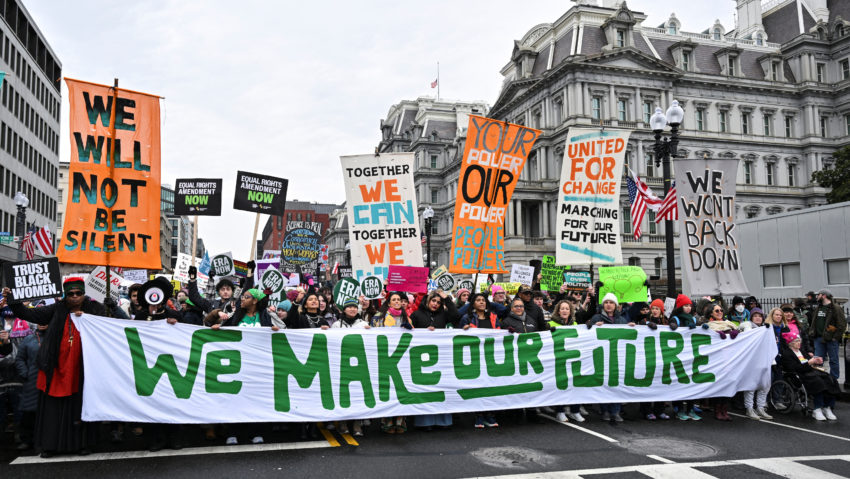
[26,0,735,260]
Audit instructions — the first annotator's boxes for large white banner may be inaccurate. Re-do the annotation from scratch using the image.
[74,315,775,423]
[556,128,631,266]
[675,159,748,296]
[340,153,423,281]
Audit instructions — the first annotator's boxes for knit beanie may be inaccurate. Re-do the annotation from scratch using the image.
[63,277,85,295]
[490,285,505,295]
[750,307,764,320]
[650,299,665,310]
[675,294,692,309]
[342,297,359,309]
[602,292,619,307]
[456,288,470,297]
[277,300,292,312]
[286,289,299,302]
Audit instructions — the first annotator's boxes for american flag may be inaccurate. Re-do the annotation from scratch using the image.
[655,182,679,222]
[33,225,54,256]
[20,227,35,260]
[421,232,427,245]
[430,78,438,89]
[626,173,662,240]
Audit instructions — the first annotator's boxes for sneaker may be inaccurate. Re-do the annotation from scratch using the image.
[676,412,690,421]
[541,406,555,414]
[602,412,611,422]
[484,416,499,428]
[823,407,837,421]
[363,419,371,426]
[688,411,702,421]
[226,436,238,445]
[612,413,624,422]
[579,406,589,415]
[746,408,760,420]
[692,405,703,414]
[556,412,568,422]
[646,413,657,421]
[352,423,364,437]
[812,408,826,421]
[568,412,585,423]
[474,417,485,429]
[325,422,335,431]
[252,436,264,444]
[110,429,123,443]
[756,407,773,420]
[659,413,670,420]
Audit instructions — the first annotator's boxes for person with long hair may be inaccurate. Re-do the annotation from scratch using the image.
[459,292,502,428]
[548,300,586,423]
[372,292,412,433]
[669,295,701,421]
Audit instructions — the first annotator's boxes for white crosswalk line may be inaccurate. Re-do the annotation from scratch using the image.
[633,464,718,479]
[734,458,847,479]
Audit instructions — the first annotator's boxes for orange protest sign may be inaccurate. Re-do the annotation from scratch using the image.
[58,79,162,269]
[448,115,540,274]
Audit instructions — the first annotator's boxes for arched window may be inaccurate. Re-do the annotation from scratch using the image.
[837,25,845,38]
[755,33,763,46]
[713,28,722,40]
[668,24,677,35]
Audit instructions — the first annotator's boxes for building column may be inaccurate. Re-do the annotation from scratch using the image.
[506,200,514,235]
[540,146,548,179]
[637,140,645,174]
[608,84,616,119]
[634,87,642,121]
[583,82,591,117]
[542,201,550,237]
[802,55,811,81]
[516,199,524,237]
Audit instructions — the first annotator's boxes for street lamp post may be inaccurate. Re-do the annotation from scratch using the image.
[14,191,29,261]
[650,100,684,299]
[422,206,434,272]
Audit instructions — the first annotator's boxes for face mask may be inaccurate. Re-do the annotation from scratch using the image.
[735,305,744,313]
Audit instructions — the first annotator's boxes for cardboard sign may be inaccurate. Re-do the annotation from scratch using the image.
[563,271,592,291]
[233,171,288,215]
[360,275,384,300]
[173,252,203,283]
[340,153,423,280]
[556,128,631,266]
[664,297,676,318]
[509,264,535,286]
[280,221,322,274]
[59,79,162,269]
[435,273,455,291]
[478,282,521,295]
[2,258,62,301]
[449,115,540,274]
[676,159,748,295]
[254,259,280,284]
[211,252,235,277]
[198,252,211,276]
[85,266,123,302]
[332,277,361,307]
[430,264,448,280]
[598,266,647,304]
[123,269,148,285]
[539,255,571,291]
[174,178,222,216]
[386,265,428,293]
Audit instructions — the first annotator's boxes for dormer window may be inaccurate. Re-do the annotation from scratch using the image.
[771,62,778,81]
[682,52,691,71]
[728,57,736,76]
[616,29,625,47]
[713,28,722,40]
[838,25,845,38]
[755,33,763,46]
[668,24,677,35]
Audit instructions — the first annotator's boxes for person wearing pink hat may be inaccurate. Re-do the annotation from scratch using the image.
[454,288,471,309]
[489,285,509,307]
[780,331,840,421]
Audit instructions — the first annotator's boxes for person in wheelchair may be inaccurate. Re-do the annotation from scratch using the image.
[780,332,840,421]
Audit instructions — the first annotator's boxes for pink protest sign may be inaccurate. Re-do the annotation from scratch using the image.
[386,265,429,293]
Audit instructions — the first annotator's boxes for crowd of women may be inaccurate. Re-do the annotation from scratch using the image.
[0,261,845,459]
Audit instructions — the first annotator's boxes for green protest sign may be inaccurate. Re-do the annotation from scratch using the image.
[332,277,361,307]
[598,266,648,303]
[540,255,570,291]
[360,275,383,300]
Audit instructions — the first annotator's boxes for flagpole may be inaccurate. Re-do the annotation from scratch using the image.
[105,78,119,311]
[437,62,440,101]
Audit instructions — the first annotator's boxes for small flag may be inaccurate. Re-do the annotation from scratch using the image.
[33,225,54,256]
[421,232,427,245]
[655,182,679,222]
[20,227,35,260]
[626,170,663,239]
[430,78,438,88]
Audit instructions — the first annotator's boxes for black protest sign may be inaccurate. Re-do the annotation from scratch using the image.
[174,178,223,216]
[360,275,383,299]
[2,258,62,301]
[436,273,455,291]
[280,221,322,274]
[338,265,353,279]
[233,171,288,215]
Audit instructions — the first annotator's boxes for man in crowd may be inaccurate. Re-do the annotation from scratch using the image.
[808,289,846,381]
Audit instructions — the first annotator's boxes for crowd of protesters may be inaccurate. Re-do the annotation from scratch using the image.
[0,262,846,458]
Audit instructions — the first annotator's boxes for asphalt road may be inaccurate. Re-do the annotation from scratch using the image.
[3,400,849,479]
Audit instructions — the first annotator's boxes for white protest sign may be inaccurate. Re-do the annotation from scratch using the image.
[123,269,148,285]
[85,266,122,302]
[509,264,535,286]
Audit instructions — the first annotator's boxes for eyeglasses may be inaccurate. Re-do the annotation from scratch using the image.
[65,291,84,297]
[241,294,254,300]
[713,308,723,313]
[511,304,524,309]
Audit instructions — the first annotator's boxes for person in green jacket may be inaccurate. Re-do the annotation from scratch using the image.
[807,289,847,381]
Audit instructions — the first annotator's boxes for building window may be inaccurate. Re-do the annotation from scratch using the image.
[532,109,542,129]
[766,163,774,186]
[297,213,302,221]
[617,100,627,121]
[616,29,625,47]
[845,114,850,136]
[713,28,722,40]
[287,213,292,221]
[842,60,850,80]
[719,111,728,132]
[787,164,796,186]
[306,213,312,222]
[430,188,439,204]
[645,153,655,177]
[430,155,437,169]
[816,63,825,83]
[763,114,771,136]
[643,101,652,123]
[741,114,749,134]
[591,98,601,120]
[668,24,677,35]
[785,116,793,138]
[648,211,657,235]
[744,162,752,184]
[682,52,690,71]
[826,259,850,284]
[628,257,641,266]
[755,33,764,46]
[762,263,801,287]
[622,207,631,235]
[696,109,705,131]
[728,57,736,76]
[820,117,827,138]
[771,62,779,81]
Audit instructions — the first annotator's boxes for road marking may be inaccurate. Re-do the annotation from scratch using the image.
[340,432,360,446]
[10,440,332,465]
[538,413,619,443]
[646,454,675,464]
[316,423,341,447]
[728,412,850,442]
[471,454,850,478]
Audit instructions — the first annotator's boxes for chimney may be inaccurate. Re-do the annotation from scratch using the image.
[735,0,763,37]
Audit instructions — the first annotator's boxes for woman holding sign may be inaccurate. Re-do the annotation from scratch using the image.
[4,280,105,458]
[372,292,413,434]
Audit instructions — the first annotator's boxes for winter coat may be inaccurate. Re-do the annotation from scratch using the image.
[134,306,185,323]
[780,344,840,396]
[187,279,237,314]
[669,309,697,328]
[461,310,501,329]
[15,332,42,411]
[0,341,21,387]
[223,307,274,328]
[331,315,369,328]
[590,310,627,325]
[808,302,847,342]
[521,299,547,329]
[501,311,547,333]
[410,297,460,329]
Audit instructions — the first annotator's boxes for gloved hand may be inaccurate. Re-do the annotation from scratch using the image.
[688,323,696,329]
[400,321,413,330]
[208,270,216,281]
[188,266,197,281]
[669,320,678,331]
[647,321,657,330]
[103,297,117,309]
[718,330,727,339]
[247,260,256,275]
[507,326,517,334]
[585,320,594,329]
[729,329,739,339]
[550,326,558,333]
[701,323,709,330]
[827,325,837,333]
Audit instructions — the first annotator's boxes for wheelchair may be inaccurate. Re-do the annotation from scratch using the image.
[769,371,811,416]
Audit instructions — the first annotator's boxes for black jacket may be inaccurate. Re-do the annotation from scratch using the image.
[501,311,547,333]
[15,332,42,411]
[187,279,237,314]
[410,297,459,329]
